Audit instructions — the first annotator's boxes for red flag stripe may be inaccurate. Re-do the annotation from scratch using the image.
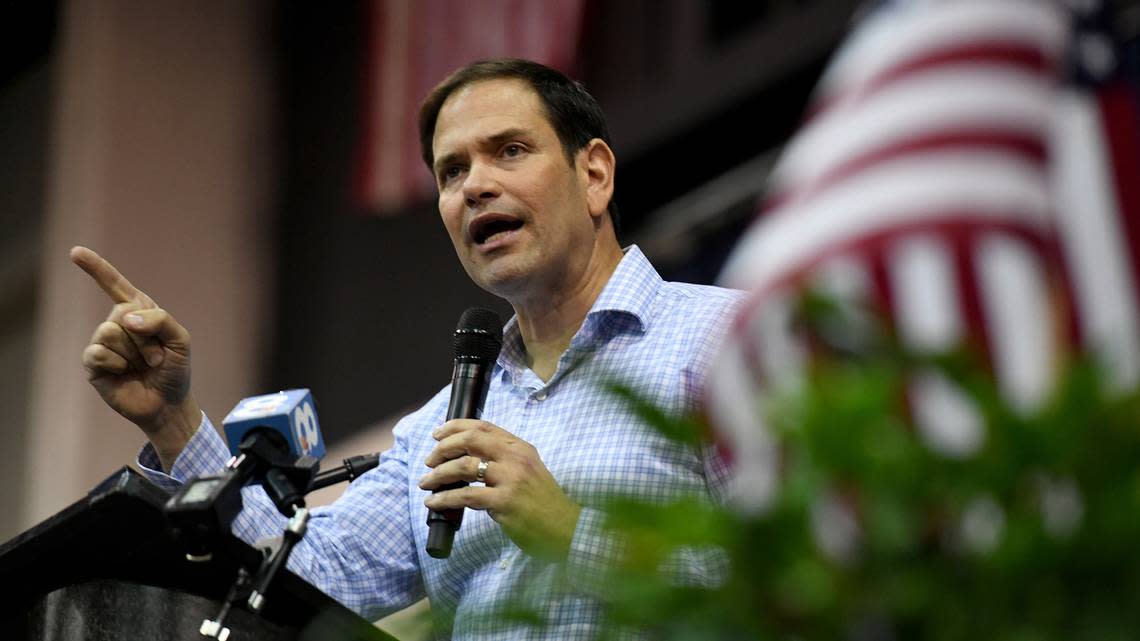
[402,1,424,203]
[775,65,1054,195]
[950,232,995,371]
[356,0,586,213]
[812,3,1064,106]
[807,41,1055,122]
[1098,82,1140,308]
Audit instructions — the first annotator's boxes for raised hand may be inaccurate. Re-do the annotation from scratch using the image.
[71,246,201,469]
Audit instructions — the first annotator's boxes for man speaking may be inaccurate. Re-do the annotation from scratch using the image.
[72,59,742,639]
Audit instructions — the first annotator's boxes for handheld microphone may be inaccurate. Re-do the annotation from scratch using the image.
[426,307,503,559]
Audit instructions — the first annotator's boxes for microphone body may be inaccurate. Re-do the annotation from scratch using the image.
[446,359,495,422]
[426,308,503,559]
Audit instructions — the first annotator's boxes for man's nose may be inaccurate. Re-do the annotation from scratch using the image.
[463,162,500,207]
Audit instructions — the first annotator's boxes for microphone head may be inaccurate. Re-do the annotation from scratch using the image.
[454,307,503,363]
[221,389,326,460]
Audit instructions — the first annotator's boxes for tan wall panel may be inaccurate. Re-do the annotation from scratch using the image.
[23,0,275,530]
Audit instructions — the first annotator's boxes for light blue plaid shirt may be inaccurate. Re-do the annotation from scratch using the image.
[140,246,742,639]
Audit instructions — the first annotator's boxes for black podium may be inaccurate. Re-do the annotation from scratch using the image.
[0,467,397,641]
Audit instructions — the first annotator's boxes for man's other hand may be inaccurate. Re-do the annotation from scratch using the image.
[420,419,583,562]
[71,246,201,470]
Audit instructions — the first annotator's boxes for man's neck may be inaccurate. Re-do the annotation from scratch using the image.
[512,243,624,382]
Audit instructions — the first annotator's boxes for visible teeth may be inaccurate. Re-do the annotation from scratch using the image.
[485,230,508,243]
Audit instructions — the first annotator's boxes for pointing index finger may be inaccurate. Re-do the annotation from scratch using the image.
[70,246,142,304]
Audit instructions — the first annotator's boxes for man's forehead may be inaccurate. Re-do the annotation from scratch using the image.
[432,78,550,149]
[441,77,539,114]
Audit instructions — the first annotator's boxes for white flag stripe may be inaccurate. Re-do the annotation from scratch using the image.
[911,370,985,458]
[753,292,808,389]
[1051,90,1140,389]
[889,235,963,351]
[810,254,873,303]
[776,67,1053,190]
[721,150,1051,290]
[976,233,1057,411]
[706,337,779,512]
[816,2,1065,102]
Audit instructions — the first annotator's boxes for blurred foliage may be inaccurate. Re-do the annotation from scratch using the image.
[561,293,1140,640]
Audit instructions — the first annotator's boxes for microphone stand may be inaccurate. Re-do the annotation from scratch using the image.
[165,430,320,559]
[308,452,380,492]
[199,473,312,640]
[174,430,317,640]
[195,451,379,639]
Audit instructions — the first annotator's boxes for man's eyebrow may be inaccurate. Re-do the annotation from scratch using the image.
[484,127,531,147]
[433,128,534,174]
[433,151,463,175]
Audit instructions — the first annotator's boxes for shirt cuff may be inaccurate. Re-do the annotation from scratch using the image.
[136,412,233,491]
[563,506,625,596]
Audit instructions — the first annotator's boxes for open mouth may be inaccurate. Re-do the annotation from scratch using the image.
[470,215,524,245]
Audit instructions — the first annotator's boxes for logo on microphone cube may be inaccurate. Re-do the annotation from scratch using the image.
[222,389,326,459]
[293,401,320,456]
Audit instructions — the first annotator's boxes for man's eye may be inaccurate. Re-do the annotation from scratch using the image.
[441,166,462,182]
[502,144,524,158]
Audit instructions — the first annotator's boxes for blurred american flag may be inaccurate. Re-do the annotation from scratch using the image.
[355,0,586,213]
[707,0,1140,509]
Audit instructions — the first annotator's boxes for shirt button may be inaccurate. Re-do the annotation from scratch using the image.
[499,558,510,569]
[533,390,548,401]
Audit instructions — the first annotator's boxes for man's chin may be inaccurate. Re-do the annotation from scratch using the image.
[467,256,535,300]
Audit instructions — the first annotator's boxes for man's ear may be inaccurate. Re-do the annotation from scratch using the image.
[581,139,615,220]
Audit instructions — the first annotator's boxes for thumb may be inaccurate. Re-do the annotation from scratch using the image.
[122,308,191,357]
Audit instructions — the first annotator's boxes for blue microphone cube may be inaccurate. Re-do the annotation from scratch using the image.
[221,389,326,460]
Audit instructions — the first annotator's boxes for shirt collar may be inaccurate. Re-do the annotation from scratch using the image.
[581,244,659,331]
[497,244,662,374]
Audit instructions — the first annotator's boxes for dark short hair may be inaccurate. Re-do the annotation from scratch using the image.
[418,58,620,234]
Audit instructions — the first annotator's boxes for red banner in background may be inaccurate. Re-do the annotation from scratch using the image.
[355,0,586,214]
